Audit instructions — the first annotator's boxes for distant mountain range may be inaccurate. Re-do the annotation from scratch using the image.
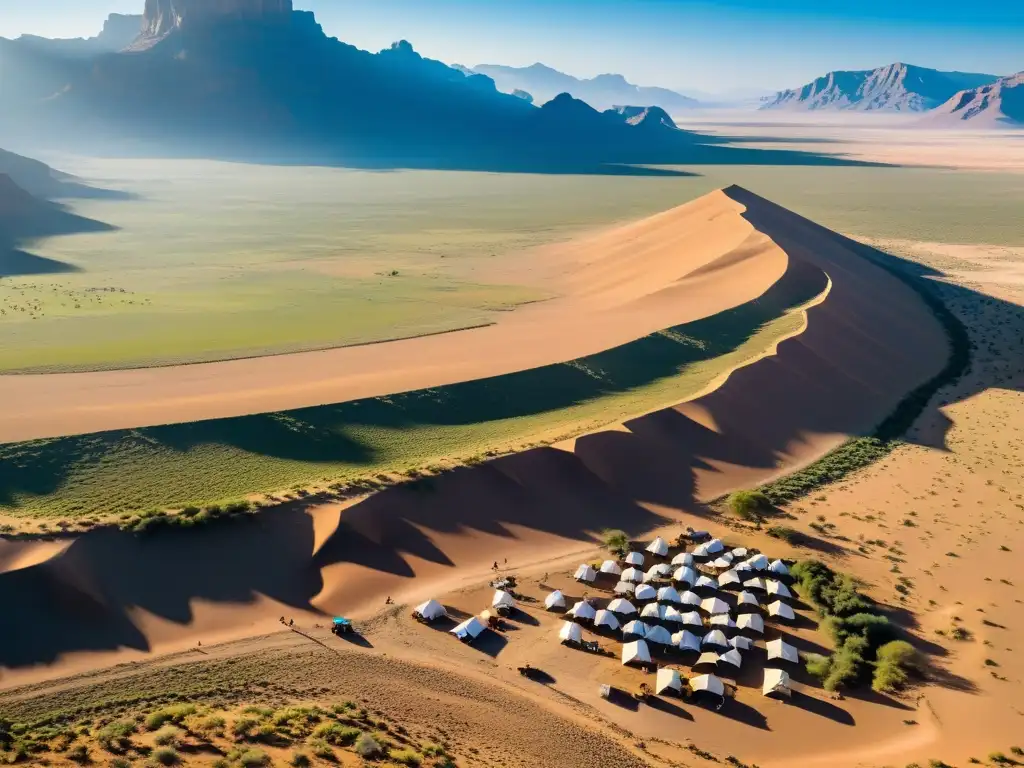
[13,14,142,56]
[460,63,699,113]
[925,71,1024,127]
[762,63,999,113]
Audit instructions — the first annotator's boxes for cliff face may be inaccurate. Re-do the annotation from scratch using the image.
[142,0,293,38]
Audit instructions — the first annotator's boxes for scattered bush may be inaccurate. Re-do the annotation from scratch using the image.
[96,721,136,752]
[237,749,270,767]
[187,714,226,739]
[390,749,422,766]
[311,722,360,747]
[150,747,179,766]
[728,490,772,523]
[804,653,831,680]
[152,726,182,748]
[109,758,132,768]
[67,744,91,764]
[290,752,311,768]
[766,526,802,544]
[231,717,261,741]
[354,733,384,760]
[145,706,196,731]
[601,529,629,557]
[307,738,334,760]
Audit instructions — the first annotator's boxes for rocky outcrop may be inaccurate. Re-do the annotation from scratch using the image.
[142,0,293,38]
[924,72,1024,127]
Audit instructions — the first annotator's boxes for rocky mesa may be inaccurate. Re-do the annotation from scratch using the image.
[142,0,294,38]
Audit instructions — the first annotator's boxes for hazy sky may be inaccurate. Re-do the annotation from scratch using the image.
[1,0,1021,94]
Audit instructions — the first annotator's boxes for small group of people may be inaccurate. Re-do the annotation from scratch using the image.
[491,557,509,571]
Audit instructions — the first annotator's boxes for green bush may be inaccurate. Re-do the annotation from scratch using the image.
[145,705,196,731]
[804,653,832,680]
[272,708,320,728]
[187,714,226,739]
[238,749,270,767]
[391,749,422,766]
[109,758,132,768]
[96,721,136,752]
[601,529,629,557]
[150,747,179,766]
[152,726,182,748]
[766,526,802,544]
[231,717,261,741]
[67,743,91,764]
[823,642,863,692]
[354,733,384,760]
[306,738,334,760]
[311,722,360,747]
[728,490,772,522]
[290,752,311,768]
[873,640,919,693]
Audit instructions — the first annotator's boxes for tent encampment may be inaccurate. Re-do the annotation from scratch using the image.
[711,553,734,569]
[710,614,737,629]
[645,625,673,645]
[657,585,681,603]
[679,590,701,606]
[646,537,669,557]
[746,554,770,571]
[655,667,682,695]
[622,639,652,666]
[451,617,486,642]
[768,580,793,599]
[663,606,683,623]
[559,621,583,645]
[544,590,567,610]
[645,563,672,582]
[679,610,703,627]
[634,584,657,601]
[731,547,749,559]
[718,648,743,670]
[599,560,623,576]
[413,599,448,622]
[763,668,792,698]
[574,564,597,583]
[689,674,725,697]
[673,566,697,586]
[695,575,719,592]
[594,609,621,631]
[730,636,753,651]
[737,613,765,634]
[693,652,720,670]
[672,552,694,567]
[623,620,650,638]
[641,603,666,620]
[613,581,636,595]
[718,570,741,589]
[622,567,644,583]
[766,638,799,663]
[702,629,729,649]
[568,600,597,621]
[607,598,638,615]
[743,577,767,592]
[701,597,730,615]
[768,601,796,621]
[769,559,790,577]
[673,630,702,652]
[492,590,515,610]
[624,552,645,567]
[736,591,760,609]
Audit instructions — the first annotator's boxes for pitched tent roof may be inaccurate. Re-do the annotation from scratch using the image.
[414,599,448,621]
[599,560,623,575]
[701,597,730,615]
[622,567,644,583]
[634,584,657,601]
[768,601,796,621]
[679,590,701,606]
[622,639,651,666]
[623,620,650,638]
[710,614,737,629]
[658,586,681,603]
[767,638,799,663]
[625,552,645,567]
[703,629,729,648]
[695,575,719,591]
[645,625,674,645]
[663,605,684,623]
[730,636,754,651]
[746,554,770,571]
[674,630,703,652]
[655,667,682,695]
[574,564,597,582]
[559,621,583,644]
[568,600,597,621]
[646,537,669,557]
[645,563,672,581]
[607,598,637,615]
[594,609,621,631]
[712,554,735,569]
[743,577,767,592]
[718,648,743,669]
[737,613,765,634]
[769,559,790,577]
[706,539,725,555]
[614,581,636,595]
[673,566,697,585]
[763,668,792,697]
[544,590,567,610]
[641,603,666,620]
[451,617,486,641]
[690,674,725,696]
[731,547,749,559]
[694,652,720,669]
[672,552,694,566]
[735,561,754,573]
[492,590,515,609]
[679,610,703,627]
[718,570,741,589]
[737,591,760,608]
[768,580,793,599]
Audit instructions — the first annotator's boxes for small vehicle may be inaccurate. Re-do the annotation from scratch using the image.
[331,617,353,636]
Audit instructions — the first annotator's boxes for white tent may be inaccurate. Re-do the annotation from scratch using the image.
[674,630,703,652]
[689,674,725,697]
[663,606,683,624]
[730,547,749,559]
[730,636,753,651]
[679,610,703,627]
[622,639,652,666]
[737,591,760,608]
[622,620,649,638]
[763,668,792,698]
[492,590,516,609]
[701,596,730,615]
[414,599,448,621]
[607,598,638,615]
[706,539,725,555]
[613,581,636,595]
[657,585,681,604]
[768,601,796,621]
[634,584,657,602]
[768,580,793,599]
[711,554,735,569]
[568,600,597,621]
[718,648,743,670]
[735,561,754,573]
[671,552,694,567]
[767,638,799,663]
[646,537,669,557]
[679,590,701,607]
[622,567,644,583]
[594,609,621,631]
[692,542,711,559]
[574,564,597,583]
[599,560,623,576]
[710,614,736,629]
[694,652,720,670]
[746,553,770,571]
[743,577,767,592]
[624,552,645,567]
[702,629,729,649]
[641,602,665,620]
[645,625,673,645]
[559,621,583,644]
[644,563,672,582]
[451,616,486,642]
[769,559,790,577]
[718,570,741,589]
[695,575,719,591]
[737,613,764,634]
[544,590,567,610]
[673,566,697,586]
[655,668,683,695]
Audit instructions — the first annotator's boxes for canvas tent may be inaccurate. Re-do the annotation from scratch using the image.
[599,560,623,576]
[767,638,799,663]
[673,630,702,652]
[695,575,719,592]
[559,621,583,645]
[451,617,485,642]
[763,668,792,698]
[701,596,730,615]
[718,570,741,589]
[672,552,694,567]
[736,591,760,609]
[568,600,597,621]
[492,590,515,610]
[679,610,703,627]
[645,563,671,581]
[413,599,448,621]
[679,590,701,606]
[769,559,790,577]
[673,566,697,586]
[657,585,681,604]
[646,537,669,557]
[641,603,665,620]
[718,648,743,670]
[625,552,645,567]
[711,554,734,569]
[768,601,796,621]
[689,674,725,697]
[613,581,636,595]
[746,554,770,571]
[731,547,749,559]
[737,613,764,634]
[634,584,657,601]
[768,580,793,599]
[594,609,621,631]
[622,620,650,638]
[544,590,567,610]
[607,598,637,615]
[574,564,597,583]
[622,639,652,666]
[693,652,720,671]
[645,625,673,645]
[743,577,767,592]
[663,606,683,623]
[702,629,729,649]
[730,636,753,651]
[622,567,644,583]
[710,614,736,629]
[655,668,683,695]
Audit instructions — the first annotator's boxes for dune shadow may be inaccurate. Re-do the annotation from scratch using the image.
[0,246,81,278]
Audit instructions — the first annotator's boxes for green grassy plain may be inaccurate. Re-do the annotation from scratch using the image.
[3,160,1023,372]
[0,269,825,518]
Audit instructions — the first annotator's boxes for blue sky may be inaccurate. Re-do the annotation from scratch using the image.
[1,0,1021,93]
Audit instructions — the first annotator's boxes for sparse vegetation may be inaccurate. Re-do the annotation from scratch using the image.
[601,529,630,557]
[354,732,384,760]
[728,490,773,523]
[766,525,803,544]
[150,747,179,766]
